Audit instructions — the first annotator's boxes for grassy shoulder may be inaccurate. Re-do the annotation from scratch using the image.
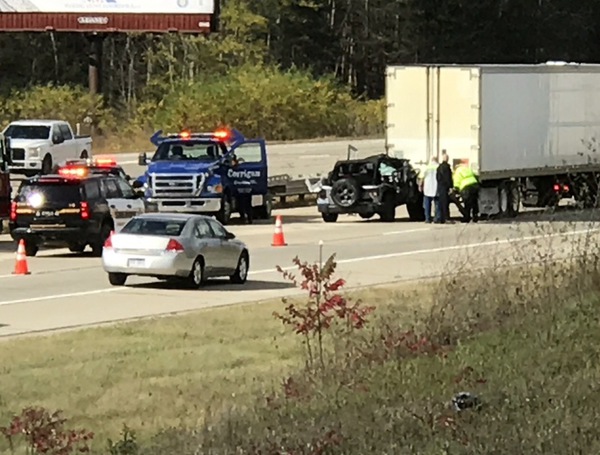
[1,255,598,454]
[0,282,418,453]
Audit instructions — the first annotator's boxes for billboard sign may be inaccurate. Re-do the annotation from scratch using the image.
[0,0,218,32]
[0,0,215,14]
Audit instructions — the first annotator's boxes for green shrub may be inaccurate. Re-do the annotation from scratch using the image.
[0,69,384,145]
[0,84,117,133]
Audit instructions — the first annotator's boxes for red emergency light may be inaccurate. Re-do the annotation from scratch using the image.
[58,166,88,178]
[213,129,230,140]
[94,156,117,167]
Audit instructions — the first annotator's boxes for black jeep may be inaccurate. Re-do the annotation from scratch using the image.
[316,154,425,223]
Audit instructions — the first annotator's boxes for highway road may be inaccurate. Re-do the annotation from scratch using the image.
[0,202,598,338]
[2,138,599,338]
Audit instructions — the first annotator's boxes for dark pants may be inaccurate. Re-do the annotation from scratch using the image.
[461,184,480,222]
[237,193,253,224]
[438,185,451,222]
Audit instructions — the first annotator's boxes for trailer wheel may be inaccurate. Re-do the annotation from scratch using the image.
[508,183,521,217]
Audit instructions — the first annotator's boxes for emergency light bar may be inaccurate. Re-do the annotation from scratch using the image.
[150,128,246,147]
[58,166,88,178]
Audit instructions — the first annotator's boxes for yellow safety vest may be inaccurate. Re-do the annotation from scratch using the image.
[453,165,478,191]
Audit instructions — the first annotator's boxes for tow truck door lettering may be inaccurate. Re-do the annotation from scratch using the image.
[227,140,268,198]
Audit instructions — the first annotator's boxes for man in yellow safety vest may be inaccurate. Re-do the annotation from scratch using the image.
[453,161,480,223]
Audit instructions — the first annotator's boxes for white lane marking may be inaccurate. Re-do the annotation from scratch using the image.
[118,160,139,165]
[0,227,596,307]
[0,289,120,306]
[383,228,432,236]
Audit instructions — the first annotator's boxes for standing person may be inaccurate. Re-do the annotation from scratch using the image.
[421,156,441,224]
[453,160,480,223]
[436,151,453,224]
[235,181,254,224]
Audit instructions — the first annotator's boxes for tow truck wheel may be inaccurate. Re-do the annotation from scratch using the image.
[108,273,127,286]
[216,196,232,225]
[255,195,273,220]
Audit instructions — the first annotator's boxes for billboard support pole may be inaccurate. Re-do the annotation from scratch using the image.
[87,33,105,95]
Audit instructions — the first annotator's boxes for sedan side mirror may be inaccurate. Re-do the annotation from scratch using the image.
[138,153,148,166]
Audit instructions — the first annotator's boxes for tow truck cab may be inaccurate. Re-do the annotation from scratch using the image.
[134,128,271,225]
[0,133,12,223]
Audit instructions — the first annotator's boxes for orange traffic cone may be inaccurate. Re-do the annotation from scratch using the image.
[271,215,287,247]
[13,239,30,275]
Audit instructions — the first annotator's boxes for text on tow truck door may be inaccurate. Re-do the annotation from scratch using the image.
[227,139,268,207]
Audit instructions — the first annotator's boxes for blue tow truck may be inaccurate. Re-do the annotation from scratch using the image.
[133,128,272,225]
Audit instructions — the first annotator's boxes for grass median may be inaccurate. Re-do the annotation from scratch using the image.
[1,241,600,453]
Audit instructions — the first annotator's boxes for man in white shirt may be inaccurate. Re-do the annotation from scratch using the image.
[421,156,440,223]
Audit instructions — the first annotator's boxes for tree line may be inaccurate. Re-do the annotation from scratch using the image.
[0,0,597,144]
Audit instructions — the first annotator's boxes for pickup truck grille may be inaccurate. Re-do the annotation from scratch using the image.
[149,173,207,198]
[11,148,25,161]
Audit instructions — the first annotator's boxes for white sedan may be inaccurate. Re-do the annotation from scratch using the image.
[102,213,249,288]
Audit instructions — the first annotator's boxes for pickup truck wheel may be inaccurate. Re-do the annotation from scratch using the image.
[80,150,89,159]
[322,213,338,223]
[216,197,232,225]
[41,155,52,175]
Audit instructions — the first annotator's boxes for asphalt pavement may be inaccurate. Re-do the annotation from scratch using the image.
[2,138,599,338]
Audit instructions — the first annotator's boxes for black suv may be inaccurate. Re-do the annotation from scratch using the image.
[9,173,142,256]
[316,154,425,222]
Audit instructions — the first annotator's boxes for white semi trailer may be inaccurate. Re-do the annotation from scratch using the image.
[385,63,600,217]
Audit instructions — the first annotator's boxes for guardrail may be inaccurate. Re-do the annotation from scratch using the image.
[268,174,324,205]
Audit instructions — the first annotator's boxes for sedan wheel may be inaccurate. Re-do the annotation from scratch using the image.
[189,258,205,289]
[230,252,249,284]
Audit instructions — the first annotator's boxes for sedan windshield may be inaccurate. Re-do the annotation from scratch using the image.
[151,141,224,162]
[122,218,187,236]
[4,125,50,140]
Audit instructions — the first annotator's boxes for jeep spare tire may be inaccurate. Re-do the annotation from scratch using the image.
[331,178,361,208]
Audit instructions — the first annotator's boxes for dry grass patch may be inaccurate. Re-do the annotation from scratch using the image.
[0,284,414,451]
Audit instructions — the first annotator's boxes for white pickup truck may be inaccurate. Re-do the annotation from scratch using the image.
[3,119,93,176]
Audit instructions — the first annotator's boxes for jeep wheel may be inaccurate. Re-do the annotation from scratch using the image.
[331,178,361,208]
[322,213,338,223]
[407,193,426,222]
[379,192,396,222]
